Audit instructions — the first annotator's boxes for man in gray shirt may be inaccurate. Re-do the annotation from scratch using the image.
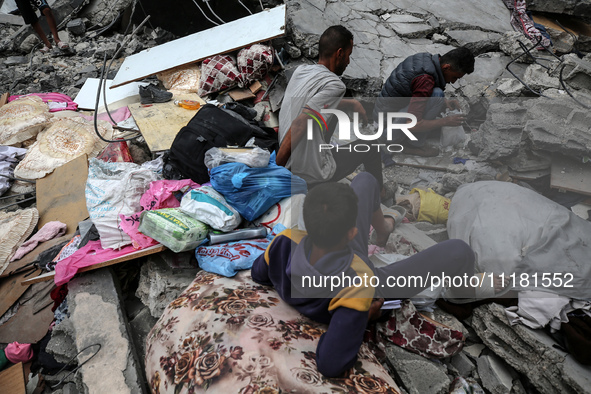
[276,26,383,190]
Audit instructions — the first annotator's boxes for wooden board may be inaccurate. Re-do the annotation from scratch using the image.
[0,92,8,108]
[36,154,89,234]
[0,363,25,394]
[73,78,148,110]
[129,93,205,152]
[0,269,40,318]
[533,14,591,37]
[550,154,591,196]
[0,235,70,279]
[21,244,166,285]
[111,5,286,88]
[0,298,54,344]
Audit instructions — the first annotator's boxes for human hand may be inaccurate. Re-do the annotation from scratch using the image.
[443,114,466,127]
[368,298,385,321]
[353,100,369,124]
[446,98,461,111]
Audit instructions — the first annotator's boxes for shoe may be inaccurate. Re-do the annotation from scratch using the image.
[401,145,439,157]
[57,41,70,50]
[139,84,173,104]
[39,45,51,54]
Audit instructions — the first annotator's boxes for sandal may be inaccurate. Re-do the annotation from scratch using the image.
[57,41,69,50]
[39,45,51,54]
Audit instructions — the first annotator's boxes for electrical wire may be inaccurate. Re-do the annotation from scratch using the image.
[205,0,226,24]
[237,0,253,14]
[192,0,220,26]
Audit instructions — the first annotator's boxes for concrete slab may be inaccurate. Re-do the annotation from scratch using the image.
[68,269,145,394]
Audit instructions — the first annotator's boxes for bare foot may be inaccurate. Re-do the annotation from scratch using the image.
[375,217,395,247]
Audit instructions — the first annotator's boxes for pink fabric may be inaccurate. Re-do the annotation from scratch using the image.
[5,342,33,363]
[79,106,131,125]
[10,221,67,262]
[8,93,78,112]
[120,179,200,249]
[54,240,137,286]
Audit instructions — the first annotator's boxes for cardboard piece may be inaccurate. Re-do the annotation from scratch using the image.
[0,269,40,318]
[0,363,26,394]
[35,154,89,234]
[21,244,166,285]
[0,297,54,344]
[0,92,8,108]
[128,93,205,152]
[249,81,263,94]
[73,78,148,110]
[228,88,256,101]
[551,154,591,196]
[0,235,69,279]
[111,5,286,88]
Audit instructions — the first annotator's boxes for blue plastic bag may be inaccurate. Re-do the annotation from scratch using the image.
[195,224,286,277]
[209,152,307,221]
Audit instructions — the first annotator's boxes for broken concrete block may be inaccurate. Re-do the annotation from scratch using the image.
[19,34,38,53]
[4,56,28,66]
[499,31,534,63]
[93,42,118,60]
[550,54,591,91]
[450,351,476,377]
[495,78,523,97]
[386,344,451,394]
[136,252,199,318]
[468,102,528,161]
[527,0,591,18]
[392,23,434,38]
[413,222,449,243]
[67,19,86,36]
[464,343,486,360]
[447,30,502,55]
[523,64,560,91]
[477,354,515,394]
[47,318,77,364]
[68,268,144,394]
[472,303,591,394]
[432,33,447,44]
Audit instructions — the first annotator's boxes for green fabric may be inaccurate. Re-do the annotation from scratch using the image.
[0,349,8,370]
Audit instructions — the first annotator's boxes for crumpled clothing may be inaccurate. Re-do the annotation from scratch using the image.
[54,240,138,286]
[10,221,67,262]
[5,342,33,363]
[0,146,27,196]
[8,93,78,112]
[79,106,131,125]
[54,298,69,326]
[50,284,68,312]
[46,235,81,271]
[505,291,591,331]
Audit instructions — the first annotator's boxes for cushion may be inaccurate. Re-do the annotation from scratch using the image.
[198,55,243,97]
[145,270,400,393]
[237,44,274,85]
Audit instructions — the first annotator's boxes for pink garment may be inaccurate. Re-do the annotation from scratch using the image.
[54,240,137,286]
[10,221,67,262]
[119,179,200,249]
[5,342,33,363]
[9,93,78,112]
[79,106,131,125]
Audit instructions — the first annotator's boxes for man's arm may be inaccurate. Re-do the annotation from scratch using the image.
[337,98,368,124]
[276,110,312,167]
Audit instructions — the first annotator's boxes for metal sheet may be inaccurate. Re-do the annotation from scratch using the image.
[111,5,286,88]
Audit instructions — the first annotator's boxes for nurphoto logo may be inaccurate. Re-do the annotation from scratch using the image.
[306,108,419,153]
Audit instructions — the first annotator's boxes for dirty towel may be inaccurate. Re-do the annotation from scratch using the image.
[8,92,78,112]
[0,146,27,196]
[54,240,137,285]
[10,221,67,261]
[145,270,400,394]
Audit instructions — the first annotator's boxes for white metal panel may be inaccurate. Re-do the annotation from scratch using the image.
[73,78,147,110]
[111,5,286,88]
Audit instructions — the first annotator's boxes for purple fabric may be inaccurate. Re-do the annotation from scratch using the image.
[10,221,67,262]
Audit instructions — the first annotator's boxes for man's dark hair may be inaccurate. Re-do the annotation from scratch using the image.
[318,25,354,59]
[440,47,475,74]
[303,182,358,249]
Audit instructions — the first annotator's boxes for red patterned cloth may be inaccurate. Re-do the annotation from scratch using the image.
[198,55,243,97]
[237,44,274,85]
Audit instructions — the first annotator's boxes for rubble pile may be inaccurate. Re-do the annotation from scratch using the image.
[0,0,590,393]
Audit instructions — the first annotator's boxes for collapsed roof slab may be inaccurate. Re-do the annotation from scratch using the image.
[111,4,286,88]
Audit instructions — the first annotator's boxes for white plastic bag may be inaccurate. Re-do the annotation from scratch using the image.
[253,194,306,230]
[180,186,242,231]
[204,147,270,170]
[85,158,158,249]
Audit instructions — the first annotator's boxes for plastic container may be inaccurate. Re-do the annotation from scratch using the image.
[174,99,201,110]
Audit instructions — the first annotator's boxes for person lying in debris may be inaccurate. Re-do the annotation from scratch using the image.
[15,0,69,54]
[275,25,384,190]
[373,47,475,162]
[251,172,476,377]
